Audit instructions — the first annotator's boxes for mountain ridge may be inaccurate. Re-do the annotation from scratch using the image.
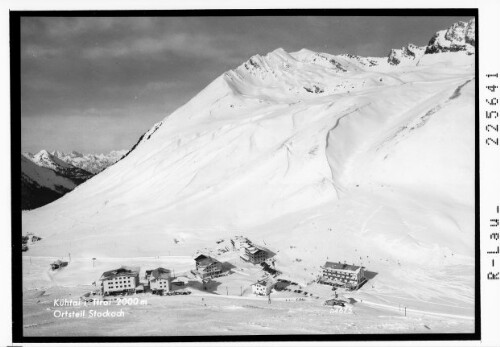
[21,155,76,210]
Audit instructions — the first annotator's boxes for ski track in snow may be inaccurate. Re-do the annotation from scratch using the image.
[360,300,473,320]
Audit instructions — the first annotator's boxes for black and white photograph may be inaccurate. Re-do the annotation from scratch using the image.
[4,2,499,345]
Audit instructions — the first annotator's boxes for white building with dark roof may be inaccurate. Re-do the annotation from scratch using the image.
[100,266,140,294]
[251,279,268,296]
[147,267,172,292]
[194,254,223,279]
[319,262,366,290]
[240,244,267,264]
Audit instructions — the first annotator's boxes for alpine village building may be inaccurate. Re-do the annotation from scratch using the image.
[319,261,366,290]
[241,245,267,264]
[146,267,172,293]
[251,279,268,296]
[100,266,140,295]
[231,237,267,264]
[194,254,223,279]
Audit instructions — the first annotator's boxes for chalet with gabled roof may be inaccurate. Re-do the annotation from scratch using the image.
[240,243,267,264]
[147,267,172,292]
[231,236,268,264]
[251,279,268,296]
[194,254,223,279]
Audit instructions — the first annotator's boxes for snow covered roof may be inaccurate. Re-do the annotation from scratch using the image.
[253,280,267,287]
[194,254,208,262]
[195,254,220,267]
[246,246,259,254]
[323,262,362,272]
[232,235,248,241]
[242,242,265,254]
[150,267,172,281]
[100,266,139,280]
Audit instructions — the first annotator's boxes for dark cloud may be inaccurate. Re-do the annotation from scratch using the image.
[21,16,473,153]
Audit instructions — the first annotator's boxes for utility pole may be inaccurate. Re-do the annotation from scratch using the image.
[405,306,407,317]
[240,286,242,296]
[226,286,228,296]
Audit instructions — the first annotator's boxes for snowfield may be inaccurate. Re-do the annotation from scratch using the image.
[22,19,476,335]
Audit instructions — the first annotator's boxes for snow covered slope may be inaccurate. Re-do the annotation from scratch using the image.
[49,150,127,174]
[21,155,76,210]
[25,150,93,184]
[22,20,475,314]
[22,150,95,209]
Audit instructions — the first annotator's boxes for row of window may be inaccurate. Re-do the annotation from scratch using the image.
[323,274,357,280]
[203,265,221,271]
[325,271,356,277]
[108,283,133,289]
[323,275,357,281]
[322,277,358,284]
[109,280,132,284]
[324,269,357,274]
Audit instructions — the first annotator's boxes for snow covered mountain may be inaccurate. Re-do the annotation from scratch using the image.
[425,18,475,54]
[49,149,127,174]
[387,43,426,66]
[21,155,76,210]
[22,150,95,209]
[24,150,93,184]
[22,19,475,314]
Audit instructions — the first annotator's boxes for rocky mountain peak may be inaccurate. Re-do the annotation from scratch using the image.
[387,43,426,65]
[425,18,475,54]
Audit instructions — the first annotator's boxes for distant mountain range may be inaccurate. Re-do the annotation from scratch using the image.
[21,149,126,210]
[48,150,128,174]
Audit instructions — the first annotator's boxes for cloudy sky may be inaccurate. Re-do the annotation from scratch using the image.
[21,15,472,154]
